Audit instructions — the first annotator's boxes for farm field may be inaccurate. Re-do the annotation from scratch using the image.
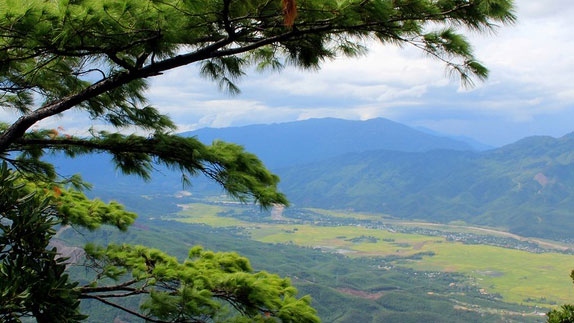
[170,202,574,309]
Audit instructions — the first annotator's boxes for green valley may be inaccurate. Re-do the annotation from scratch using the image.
[50,118,574,322]
[166,201,574,310]
[58,200,553,322]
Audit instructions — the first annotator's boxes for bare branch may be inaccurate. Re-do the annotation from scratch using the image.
[79,295,171,323]
[78,279,141,294]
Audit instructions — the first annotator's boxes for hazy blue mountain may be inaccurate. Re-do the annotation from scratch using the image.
[47,118,574,240]
[181,118,476,169]
[414,126,494,151]
[278,133,574,239]
[51,117,476,191]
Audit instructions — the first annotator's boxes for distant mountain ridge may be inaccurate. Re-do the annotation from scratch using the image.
[49,118,574,240]
[278,132,574,239]
[181,118,476,169]
[53,117,476,191]
[414,126,494,151]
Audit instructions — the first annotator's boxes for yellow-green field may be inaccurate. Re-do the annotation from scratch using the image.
[172,203,245,226]
[171,203,574,308]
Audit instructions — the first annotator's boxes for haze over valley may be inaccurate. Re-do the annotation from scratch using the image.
[55,117,574,322]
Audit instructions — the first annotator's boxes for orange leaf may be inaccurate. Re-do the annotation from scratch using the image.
[282,0,297,27]
[52,186,62,197]
[48,129,59,139]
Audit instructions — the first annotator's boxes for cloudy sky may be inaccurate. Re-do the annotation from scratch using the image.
[33,0,574,147]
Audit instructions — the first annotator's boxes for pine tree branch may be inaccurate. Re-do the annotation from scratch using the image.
[79,295,171,323]
[14,133,288,207]
[0,19,392,153]
[0,36,235,152]
[81,291,146,298]
[0,1,513,154]
[14,136,205,174]
[78,279,141,294]
[222,0,235,36]
[212,290,249,316]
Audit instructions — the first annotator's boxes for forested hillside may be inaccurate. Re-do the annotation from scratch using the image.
[279,133,574,239]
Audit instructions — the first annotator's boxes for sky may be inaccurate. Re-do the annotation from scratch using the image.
[27,0,574,147]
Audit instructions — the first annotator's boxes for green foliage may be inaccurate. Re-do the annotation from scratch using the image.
[2,158,138,232]
[82,244,320,322]
[0,163,87,322]
[549,305,574,323]
[12,129,288,208]
[0,161,143,321]
[549,271,574,323]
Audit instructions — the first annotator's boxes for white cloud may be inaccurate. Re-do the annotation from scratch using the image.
[518,1,574,19]
[142,0,574,146]
[474,0,574,102]
[4,0,568,149]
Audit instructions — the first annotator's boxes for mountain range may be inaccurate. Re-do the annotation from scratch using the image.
[181,117,478,169]
[279,134,574,239]
[52,118,574,240]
